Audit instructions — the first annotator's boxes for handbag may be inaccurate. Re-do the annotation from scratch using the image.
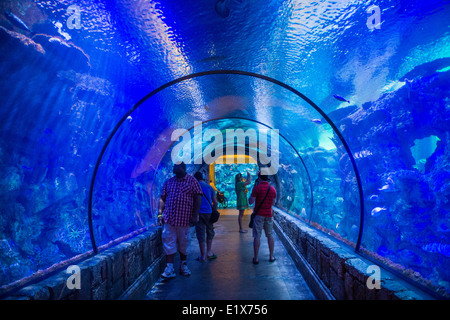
[203,192,220,223]
[249,185,271,228]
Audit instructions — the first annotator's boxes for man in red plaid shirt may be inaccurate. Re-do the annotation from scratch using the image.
[158,162,202,279]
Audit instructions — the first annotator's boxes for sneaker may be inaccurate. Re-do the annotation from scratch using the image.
[161,264,176,279]
[180,261,191,276]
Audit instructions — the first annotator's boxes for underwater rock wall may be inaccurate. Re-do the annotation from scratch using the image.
[334,70,450,296]
[0,24,124,288]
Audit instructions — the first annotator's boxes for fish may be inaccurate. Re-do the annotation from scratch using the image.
[311,119,323,124]
[54,21,71,41]
[333,94,350,103]
[399,57,450,82]
[49,37,71,48]
[53,240,77,258]
[215,0,230,18]
[354,150,372,159]
[422,243,450,257]
[378,182,398,192]
[4,9,32,33]
[369,194,379,200]
[437,66,450,73]
[371,206,387,217]
[417,159,427,165]
[200,55,227,63]
[279,163,291,171]
[327,104,358,121]
[404,78,414,98]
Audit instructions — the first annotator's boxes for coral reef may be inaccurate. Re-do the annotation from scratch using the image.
[0,16,119,287]
[333,69,450,296]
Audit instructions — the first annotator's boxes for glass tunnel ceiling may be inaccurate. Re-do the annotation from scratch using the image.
[0,0,449,299]
[31,0,450,107]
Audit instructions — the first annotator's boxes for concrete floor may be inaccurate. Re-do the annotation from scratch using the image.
[145,209,315,300]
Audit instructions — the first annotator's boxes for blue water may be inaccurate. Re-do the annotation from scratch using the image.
[0,0,449,298]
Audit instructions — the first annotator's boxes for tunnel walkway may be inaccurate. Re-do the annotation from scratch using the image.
[145,209,315,300]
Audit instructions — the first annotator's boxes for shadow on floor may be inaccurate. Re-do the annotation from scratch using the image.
[145,209,315,300]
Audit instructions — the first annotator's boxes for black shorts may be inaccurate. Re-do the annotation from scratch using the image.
[195,213,215,242]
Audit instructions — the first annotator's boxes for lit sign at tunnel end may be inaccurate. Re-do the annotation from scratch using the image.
[171,121,279,175]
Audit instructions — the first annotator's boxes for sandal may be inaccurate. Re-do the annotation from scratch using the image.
[207,254,217,260]
[252,258,259,265]
[269,257,276,263]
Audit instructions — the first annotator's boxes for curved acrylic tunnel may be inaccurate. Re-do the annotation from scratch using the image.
[1,0,449,300]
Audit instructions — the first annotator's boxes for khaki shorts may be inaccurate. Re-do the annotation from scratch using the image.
[162,224,191,255]
[252,215,274,239]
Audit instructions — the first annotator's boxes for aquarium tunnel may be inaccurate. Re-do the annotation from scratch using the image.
[0,0,449,299]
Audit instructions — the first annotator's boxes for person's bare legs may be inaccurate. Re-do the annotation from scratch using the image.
[253,236,260,263]
[197,241,206,260]
[238,209,247,233]
[197,239,214,260]
[268,236,275,261]
[206,239,214,257]
[253,236,274,263]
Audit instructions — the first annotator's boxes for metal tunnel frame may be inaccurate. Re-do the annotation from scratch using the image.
[88,70,365,254]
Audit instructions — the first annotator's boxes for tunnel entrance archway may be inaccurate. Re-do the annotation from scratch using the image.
[209,154,258,197]
[88,70,365,254]
[209,154,258,195]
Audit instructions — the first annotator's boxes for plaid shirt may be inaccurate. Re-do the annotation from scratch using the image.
[161,174,202,227]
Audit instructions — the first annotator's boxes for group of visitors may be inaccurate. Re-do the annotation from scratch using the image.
[158,162,276,279]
